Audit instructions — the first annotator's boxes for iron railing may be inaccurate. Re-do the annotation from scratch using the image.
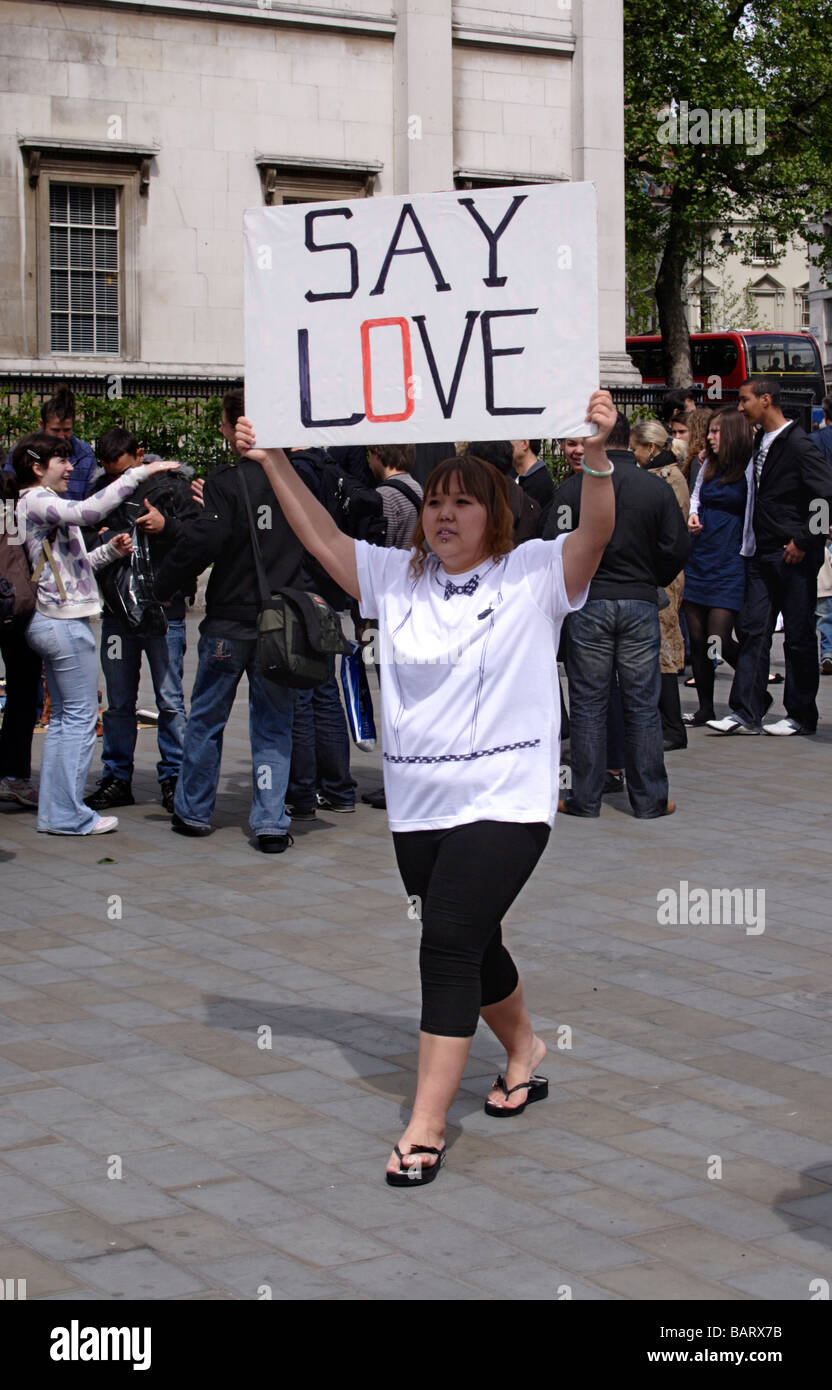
[608,384,817,432]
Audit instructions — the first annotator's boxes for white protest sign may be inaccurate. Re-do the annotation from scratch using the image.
[244,181,598,447]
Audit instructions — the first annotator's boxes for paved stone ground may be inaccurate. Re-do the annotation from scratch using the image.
[1,619,831,1302]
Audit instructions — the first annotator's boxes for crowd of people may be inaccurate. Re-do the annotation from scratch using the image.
[2,377,832,1182]
[2,379,832,837]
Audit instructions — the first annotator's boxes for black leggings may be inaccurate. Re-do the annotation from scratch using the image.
[683,601,740,714]
[392,820,551,1038]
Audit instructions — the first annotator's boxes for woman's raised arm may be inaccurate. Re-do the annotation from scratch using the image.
[561,390,617,602]
[20,462,179,530]
[235,420,360,600]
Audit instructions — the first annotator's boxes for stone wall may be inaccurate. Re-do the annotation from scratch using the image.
[0,0,637,380]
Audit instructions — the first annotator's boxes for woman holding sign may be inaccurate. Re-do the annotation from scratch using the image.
[236,392,616,1186]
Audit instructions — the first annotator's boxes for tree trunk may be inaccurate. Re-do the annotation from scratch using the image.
[655,219,692,387]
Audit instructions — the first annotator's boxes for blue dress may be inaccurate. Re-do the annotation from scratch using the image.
[684,473,747,610]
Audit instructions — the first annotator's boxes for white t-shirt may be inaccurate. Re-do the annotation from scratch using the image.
[354,534,588,832]
[754,420,793,481]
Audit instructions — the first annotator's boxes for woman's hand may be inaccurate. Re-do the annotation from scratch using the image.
[111,532,133,556]
[234,418,267,463]
[144,461,181,478]
[562,390,617,602]
[688,512,703,534]
[582,389,618,461]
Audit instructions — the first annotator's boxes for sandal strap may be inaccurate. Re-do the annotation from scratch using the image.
[492,1075,508,1095]
[393,1142,444,1171]
[503,1075,546,1097]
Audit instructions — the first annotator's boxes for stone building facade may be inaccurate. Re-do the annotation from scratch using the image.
[0,0,636,383]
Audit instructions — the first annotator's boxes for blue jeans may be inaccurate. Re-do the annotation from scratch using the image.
[100,618,187,784]
[287,654,356,809]
[25,613,99,833]
[816,595,832,660]
[566,599,669,817]
[606,672,626,769]
[175,631,294,835]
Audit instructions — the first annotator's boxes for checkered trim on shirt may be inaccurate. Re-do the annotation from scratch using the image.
[384,738,541,765]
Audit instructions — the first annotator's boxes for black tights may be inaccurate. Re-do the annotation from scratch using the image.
[392,820,550,1038]
[683,601,740,715]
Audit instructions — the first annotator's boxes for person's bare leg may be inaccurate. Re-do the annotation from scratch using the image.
[480,980,547,1111]
[387,1031,472,1177]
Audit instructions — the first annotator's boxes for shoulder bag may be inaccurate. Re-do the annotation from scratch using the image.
[238,467,351,688]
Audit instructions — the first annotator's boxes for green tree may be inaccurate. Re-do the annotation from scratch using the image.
[0,392,229,473]
[625,0,832,384]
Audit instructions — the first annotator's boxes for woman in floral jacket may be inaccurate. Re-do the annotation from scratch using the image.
[12,433,177,835]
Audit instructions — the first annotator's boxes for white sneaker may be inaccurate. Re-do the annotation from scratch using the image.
[763,717,805,736]
[705,716,761,735]
[90,816,119,834]
[0,777,38,807]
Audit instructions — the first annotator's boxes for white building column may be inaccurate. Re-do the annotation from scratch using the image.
[393,0,454,195]
[572,0,640,383]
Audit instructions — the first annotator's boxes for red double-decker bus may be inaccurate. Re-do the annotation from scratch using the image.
[626,330,825,404]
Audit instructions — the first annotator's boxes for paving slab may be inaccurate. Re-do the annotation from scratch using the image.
[1,624,831,1299]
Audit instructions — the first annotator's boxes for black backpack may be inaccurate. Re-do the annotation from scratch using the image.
[309,452,388,545]
[292,450,388,609]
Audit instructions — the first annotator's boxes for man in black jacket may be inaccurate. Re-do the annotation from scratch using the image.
[544,413,690,817]
[154,389,305,852]
[85,428,202,814]
[709,377,832,736]
[468,440,541,543]
[510,438,556,522]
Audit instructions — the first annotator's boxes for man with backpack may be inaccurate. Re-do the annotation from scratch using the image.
[367,444,423,549]
[84,427,201,814]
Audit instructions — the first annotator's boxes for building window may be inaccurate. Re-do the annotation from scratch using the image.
[453,170,565,190]
[751,235,777,265]
[700,290,717,331]
[49,184,120,355]
[255,157,382,207]
[794,288,810,330]
[19,137,157,362]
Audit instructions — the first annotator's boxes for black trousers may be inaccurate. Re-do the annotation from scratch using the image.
[392,819,550,1038]
[0,618,42,780]
[658,672,687,746]
[730,551,822,730]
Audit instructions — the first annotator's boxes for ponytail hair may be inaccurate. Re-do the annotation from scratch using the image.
[40,383,76,427]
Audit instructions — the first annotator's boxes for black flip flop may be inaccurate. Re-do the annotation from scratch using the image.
[385,1142,446,1187]
[484,1073,549,1117]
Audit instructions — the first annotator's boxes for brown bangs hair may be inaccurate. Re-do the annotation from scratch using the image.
[682,407,712,479]
[408,452,514,578]
[10,432,72,492]
[703,407,753,485]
